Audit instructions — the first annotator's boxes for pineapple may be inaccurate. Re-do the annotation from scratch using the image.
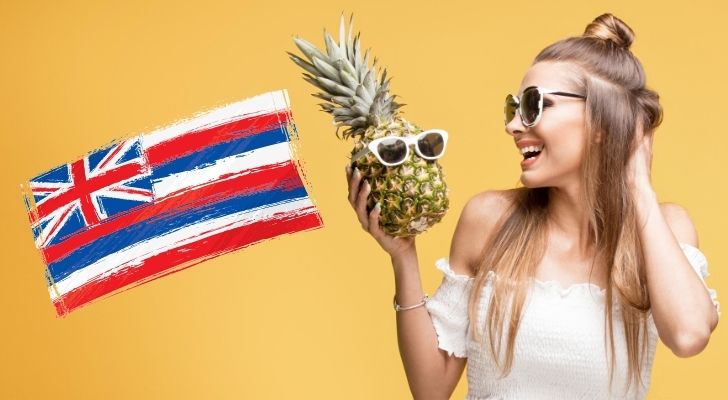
[288,14,449,237]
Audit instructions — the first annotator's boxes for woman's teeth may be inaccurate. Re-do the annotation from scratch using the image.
[520,145,543,159]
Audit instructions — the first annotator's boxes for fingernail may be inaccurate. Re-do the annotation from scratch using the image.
[346,165,351,175]
[354,168,360,178]
[374,202,381,211]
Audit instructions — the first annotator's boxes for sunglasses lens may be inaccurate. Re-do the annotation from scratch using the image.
[504,94,518,124]
[521,87,541,125]
[376,137,407,164]
[417,131,445,158]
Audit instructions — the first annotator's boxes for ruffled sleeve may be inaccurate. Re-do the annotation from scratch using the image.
[679,243,721,319]
[424,258,474,358]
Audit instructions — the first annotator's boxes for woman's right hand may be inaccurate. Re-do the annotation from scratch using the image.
[346,164,416,258]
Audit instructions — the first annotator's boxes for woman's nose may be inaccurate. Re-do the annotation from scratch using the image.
[505,109,526,137]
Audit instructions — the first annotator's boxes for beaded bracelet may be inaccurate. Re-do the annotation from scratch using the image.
[393,294,430,312]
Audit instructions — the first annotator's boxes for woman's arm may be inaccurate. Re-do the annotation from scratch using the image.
[635,194,719,357]
[347,164,511,397]
[391,249,467,399]
[392,190,511,398]
[346,165,465,399]
[628,128,718,357]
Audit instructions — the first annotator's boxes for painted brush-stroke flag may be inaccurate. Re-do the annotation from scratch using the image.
[21,90,323,317]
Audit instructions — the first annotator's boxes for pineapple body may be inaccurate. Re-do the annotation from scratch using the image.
[351,116,449,237]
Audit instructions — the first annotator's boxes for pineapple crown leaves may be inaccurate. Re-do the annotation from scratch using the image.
[288,13,404,140]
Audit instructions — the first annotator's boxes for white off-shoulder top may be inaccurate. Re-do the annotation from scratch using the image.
[425,243,720,400]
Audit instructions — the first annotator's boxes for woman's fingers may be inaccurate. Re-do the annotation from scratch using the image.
[345,165,386,240]
[347,166,362,205]
[345,164,373,231]
[367,203,389,246]
[367,202,382,235]
[356,180,371,229]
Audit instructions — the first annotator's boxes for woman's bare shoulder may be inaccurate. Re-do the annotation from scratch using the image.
[448,189,516,277]
[658,201,699,247]
[466,189,516,216]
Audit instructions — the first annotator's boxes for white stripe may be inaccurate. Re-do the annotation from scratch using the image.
[151,141,293,199]
[141,90,290,149]
[50,197,315,300]
[97,186,154,203]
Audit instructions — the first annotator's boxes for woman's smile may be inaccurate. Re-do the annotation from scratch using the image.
[521,148,543,169]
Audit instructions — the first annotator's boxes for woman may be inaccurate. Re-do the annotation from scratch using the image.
[345,13,720,400]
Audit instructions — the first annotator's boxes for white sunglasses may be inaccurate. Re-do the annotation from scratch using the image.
[505,86,587,127]
[351,129,449,167]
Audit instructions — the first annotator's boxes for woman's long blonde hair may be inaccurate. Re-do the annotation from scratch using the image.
[469,13,664,394]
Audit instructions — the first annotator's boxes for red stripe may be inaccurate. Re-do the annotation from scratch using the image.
[145,111,290,167]
[32,161,145,223]
[31,186,63,193]
[108,186,154,197]
[53,209,323,316]
[96,141,125,170]
[41,161,303,264]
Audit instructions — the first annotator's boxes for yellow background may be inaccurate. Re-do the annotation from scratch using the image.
[1,0,725,398]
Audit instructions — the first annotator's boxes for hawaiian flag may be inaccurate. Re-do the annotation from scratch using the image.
[21,90,324,317]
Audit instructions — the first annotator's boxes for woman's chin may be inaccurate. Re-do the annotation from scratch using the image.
[519,173,536,187]
[519,174,549,189]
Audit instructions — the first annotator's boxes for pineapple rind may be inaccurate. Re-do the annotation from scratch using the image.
[351,117,449,237]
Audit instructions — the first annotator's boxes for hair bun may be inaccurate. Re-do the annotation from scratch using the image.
[583,13,635,50]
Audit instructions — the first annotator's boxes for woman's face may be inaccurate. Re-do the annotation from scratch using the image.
[505,61,588,189]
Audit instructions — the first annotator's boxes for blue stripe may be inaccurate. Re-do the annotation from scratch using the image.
[150,126,290,181]
[48,184,308,284]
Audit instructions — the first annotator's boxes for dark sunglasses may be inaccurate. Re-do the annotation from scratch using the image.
[504,86,586,127]
[351,129,448,167]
